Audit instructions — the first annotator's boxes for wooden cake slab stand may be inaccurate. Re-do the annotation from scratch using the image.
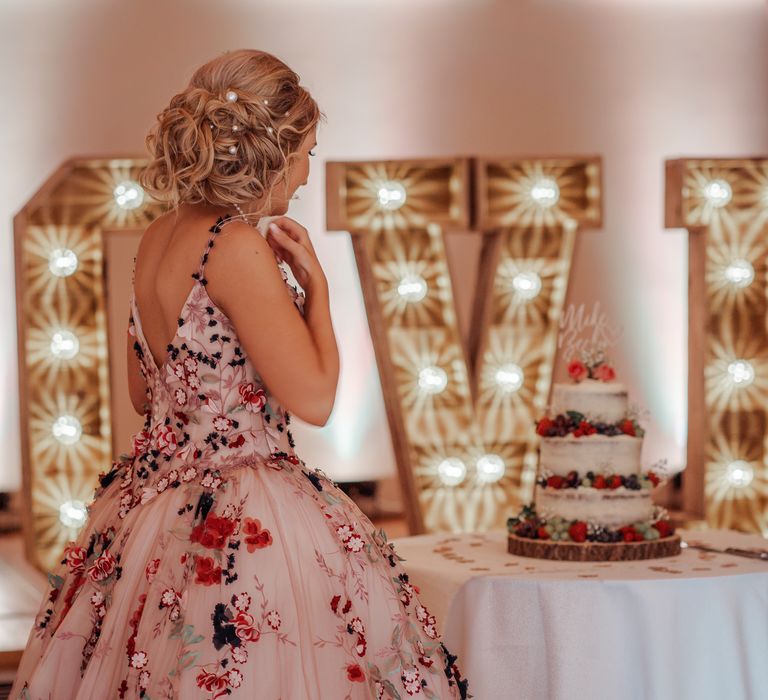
[507,534,682,561]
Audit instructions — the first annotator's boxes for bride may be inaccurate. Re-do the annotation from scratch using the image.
[11,48,470,699]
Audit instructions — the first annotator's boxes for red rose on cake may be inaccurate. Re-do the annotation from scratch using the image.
[568,359,589,382]
[593,364,616,382]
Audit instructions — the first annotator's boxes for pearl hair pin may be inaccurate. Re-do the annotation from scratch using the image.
[211,88,292,158]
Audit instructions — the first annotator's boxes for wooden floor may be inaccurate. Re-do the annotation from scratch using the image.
[0,515,409,680]
[0,533,47,678]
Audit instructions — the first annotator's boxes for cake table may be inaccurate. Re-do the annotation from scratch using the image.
[392,528,768,700]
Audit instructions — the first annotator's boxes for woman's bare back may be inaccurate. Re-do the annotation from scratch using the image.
[133,206,245,370]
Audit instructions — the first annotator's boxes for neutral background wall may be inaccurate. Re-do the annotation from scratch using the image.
[2,0,766,497]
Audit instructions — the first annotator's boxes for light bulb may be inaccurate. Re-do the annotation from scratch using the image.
[418,366,448,395]
[723,259,754,289]
[397,274,428,303]
[376,181,407,211]
[113,180,145,210]
[437,457,467,486]
[727,360,755,387]
[48,248,78,277]
[52,414,82,445]
[476,453,505,483]
[704,179,732,208]
[495,363,524,393]
[725,460,754,488]
[50,329,80,360]
[529,177,560,208]
[511,271,542,300]
[59,500,88,528]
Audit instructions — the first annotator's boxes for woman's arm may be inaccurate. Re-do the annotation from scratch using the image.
[206,220,340,426]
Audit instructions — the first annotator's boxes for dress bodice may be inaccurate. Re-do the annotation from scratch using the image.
[114,214,306,518]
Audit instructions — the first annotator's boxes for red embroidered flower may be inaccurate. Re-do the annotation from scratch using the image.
[87,551,117,581]
[190,515,237,550]
[242,517,273,553]
[233,611,261,642]
[227,669,243,689]
[194,556,222,585]
[131,430,151,457]
[145,558,160,582]
[568,360,588,382]
[155,424,178,457]
[402,667,422,695]
[64,544,87,573]
[126,593,147,659]
[213,415,232,433]
[196,670,228,692]
[239,383,267,413]
[266,610,281,630]
[594,364,616,382]
[346,664,365,682]
[229,434,246,449]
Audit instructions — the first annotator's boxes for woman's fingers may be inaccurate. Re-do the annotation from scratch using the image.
[270,217,316,254]
[268,224,307,266]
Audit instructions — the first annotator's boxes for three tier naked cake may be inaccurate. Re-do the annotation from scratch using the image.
[507,353,681,561]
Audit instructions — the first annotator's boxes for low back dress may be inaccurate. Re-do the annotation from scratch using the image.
[11,214,470,700]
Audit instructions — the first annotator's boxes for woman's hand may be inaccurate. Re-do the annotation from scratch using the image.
[265,217,326,292]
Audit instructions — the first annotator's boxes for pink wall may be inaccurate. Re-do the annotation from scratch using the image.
[1,0,766,495]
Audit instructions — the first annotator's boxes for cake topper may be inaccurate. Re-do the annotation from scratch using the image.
[558,301,623,364]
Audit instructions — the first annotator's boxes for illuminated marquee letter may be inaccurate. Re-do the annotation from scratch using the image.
[327,156,602,532]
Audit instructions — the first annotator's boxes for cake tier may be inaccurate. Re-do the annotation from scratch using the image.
[536,487,653,528]
[540,434,642,477]
[551,379,628,422]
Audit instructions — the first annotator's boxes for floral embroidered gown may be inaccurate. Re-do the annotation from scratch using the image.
[11,215,470,700]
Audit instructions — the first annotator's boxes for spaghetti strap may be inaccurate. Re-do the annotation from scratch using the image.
[191,214,235,286]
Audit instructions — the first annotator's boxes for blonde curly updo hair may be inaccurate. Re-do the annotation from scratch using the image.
[141,49,322,210]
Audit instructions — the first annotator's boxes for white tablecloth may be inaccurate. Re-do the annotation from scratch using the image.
[392,529,768,700]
